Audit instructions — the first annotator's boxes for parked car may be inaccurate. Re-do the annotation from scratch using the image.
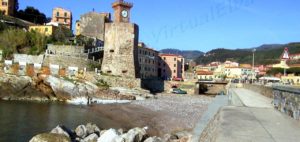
[172,88,187,94]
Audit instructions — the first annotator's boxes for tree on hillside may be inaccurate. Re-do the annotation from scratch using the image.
[16,6,48,24]
[49,26,73,44]
[13,0,19,15]
[0,28,48,58]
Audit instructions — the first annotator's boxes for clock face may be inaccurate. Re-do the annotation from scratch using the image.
[121,10,128,18]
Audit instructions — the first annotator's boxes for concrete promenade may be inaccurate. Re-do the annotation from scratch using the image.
[216,88,300,142]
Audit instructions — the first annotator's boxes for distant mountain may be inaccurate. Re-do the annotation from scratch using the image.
[159,48,204,61]
[195,42,300,65]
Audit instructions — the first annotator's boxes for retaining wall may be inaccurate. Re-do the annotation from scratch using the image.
[273,86,300,121]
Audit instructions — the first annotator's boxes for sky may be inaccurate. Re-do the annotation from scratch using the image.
[19,0,300,52]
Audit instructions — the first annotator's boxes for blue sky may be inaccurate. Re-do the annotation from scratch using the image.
[19,0,300,52]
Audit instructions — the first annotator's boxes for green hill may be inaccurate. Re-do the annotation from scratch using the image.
[195,42,300,65]
[159,49,204,61]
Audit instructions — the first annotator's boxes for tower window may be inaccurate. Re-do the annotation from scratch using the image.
[122,70,128,73]
[56,12,59,16]
[64,12,67,17]
[107,71,112,74]
[110,50,114,53]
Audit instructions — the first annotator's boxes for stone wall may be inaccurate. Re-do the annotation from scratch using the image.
[46,44,87,58]
[43,55,93,70]
[101,23,140,78]
[243,84,273,98]
[13,54,44,64]
[273,86,300,121]
[79,12,108,40]
[96,75,141,89]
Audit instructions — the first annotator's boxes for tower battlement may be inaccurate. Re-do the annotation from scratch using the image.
[112,0,133,8]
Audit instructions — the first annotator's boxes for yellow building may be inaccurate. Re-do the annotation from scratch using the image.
[29,25,56,36]
[75,20,81,36]
[0,0,15,16]
[281,74,300,85]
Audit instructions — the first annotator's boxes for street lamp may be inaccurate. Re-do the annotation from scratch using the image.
[252,49,256,84]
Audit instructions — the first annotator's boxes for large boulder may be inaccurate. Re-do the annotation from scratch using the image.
[0,74,55,101]
[75,125,88,138]
[109,87,153,100]
[29,133,71,142]
[121,127,147,142]
[97,129,120,142]
[45,76,78,99]
[144,137,163,142]
[44,76,99,100]
[82,133,99,142]
[86,123,101,136]
[50,125,70,138]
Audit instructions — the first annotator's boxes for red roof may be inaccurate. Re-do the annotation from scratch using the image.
[197,71,214,75]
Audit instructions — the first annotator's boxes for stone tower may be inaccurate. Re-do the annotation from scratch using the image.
[101,0,140,78]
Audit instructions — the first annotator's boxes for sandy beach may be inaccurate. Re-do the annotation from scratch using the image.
[90,93,213,136]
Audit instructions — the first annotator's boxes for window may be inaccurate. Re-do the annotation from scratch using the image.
[174,58,177,61]
[2,2,8,6]
[174,64,176,67]
[174,70,176,73]
[163,57,166,60]
[122,70,128,73]
[64,12,67,17]
[107,71,112,74]
[56,18,59,21]
[56,12,59,16]
[64,19,67,23]
[110,50,114,53]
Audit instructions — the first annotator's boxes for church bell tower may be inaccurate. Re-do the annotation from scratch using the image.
[112,0,133,23]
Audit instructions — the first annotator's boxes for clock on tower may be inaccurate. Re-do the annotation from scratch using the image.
[112,0,133,23]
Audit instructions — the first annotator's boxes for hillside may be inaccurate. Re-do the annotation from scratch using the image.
[195,42,300,65]
[160,49,204,61]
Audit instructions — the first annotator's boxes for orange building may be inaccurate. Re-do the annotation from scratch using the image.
[159,54,185,80]
[51,7,72,29]
[0,0,15,16]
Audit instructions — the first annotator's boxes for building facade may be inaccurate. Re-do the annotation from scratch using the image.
[197,71,214,81]
[51,7,72,29]
[29,25,57,36]
[138,42,159,79]
[0,0,15,16]
[224,67,254,79]
[159,54,185,80]
[75,12,111,40]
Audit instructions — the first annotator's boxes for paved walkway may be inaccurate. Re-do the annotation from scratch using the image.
[216,88,300,142]
[232,88,273,108]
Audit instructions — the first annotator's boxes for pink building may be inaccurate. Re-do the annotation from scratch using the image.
[158,54,185,80]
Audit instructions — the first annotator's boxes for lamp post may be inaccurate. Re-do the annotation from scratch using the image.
[252,49,256,84]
